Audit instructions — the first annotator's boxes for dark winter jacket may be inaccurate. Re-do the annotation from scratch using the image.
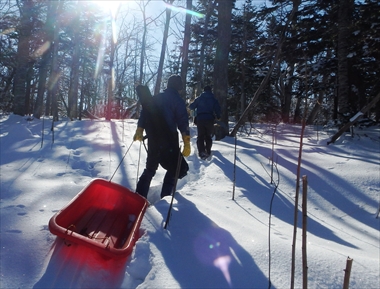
[189,91,221,121]
[138,87,190,137]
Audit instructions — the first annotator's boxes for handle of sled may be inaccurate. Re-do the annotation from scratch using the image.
[109,139,135,182]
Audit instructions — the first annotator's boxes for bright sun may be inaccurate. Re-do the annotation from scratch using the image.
[92,0,122,16]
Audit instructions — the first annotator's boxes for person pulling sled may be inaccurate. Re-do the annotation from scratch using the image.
[133,75,191,200]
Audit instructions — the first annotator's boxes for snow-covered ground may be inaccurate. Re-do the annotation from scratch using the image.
[0,114,379,288]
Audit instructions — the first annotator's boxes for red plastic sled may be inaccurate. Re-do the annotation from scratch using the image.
[49,179,149,259]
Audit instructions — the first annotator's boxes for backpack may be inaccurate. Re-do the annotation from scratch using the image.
[136,85,189,178]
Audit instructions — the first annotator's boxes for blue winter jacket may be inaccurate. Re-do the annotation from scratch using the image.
[138,87,190,136]
[189,91,221,121]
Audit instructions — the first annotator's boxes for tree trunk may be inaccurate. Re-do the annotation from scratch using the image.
[302,175,308,289]
[13,0,33,116]
[48,0,62,121]
[106,5,119,120]
[239,4,248,118]
[343,257,354,289]
[291,98,307,289]
[306,90,324,125]
[34,53,50,118]
[25,64,34,115]
[137,1,150,91]
[34,1,54,119]
[139,26,147,86]
[337,0,354,121]
[333,77,338,120]
[68,7,81,120]
[0,70,15,106]
[154,0,174,96]
[328,90,380,144]
[195,0,217,96]
[307,50,332,125]
[282,63,295,123]
[293,96,302,124]
[213,0,233,124]
[180,0,192,101]
[106,53,114,121]
[78,64,86,120]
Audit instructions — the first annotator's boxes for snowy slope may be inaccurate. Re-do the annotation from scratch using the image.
[0,114,379,288]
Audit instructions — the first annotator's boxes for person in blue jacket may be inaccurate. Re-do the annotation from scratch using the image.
[133,75,191,200]
[189,86,221,159]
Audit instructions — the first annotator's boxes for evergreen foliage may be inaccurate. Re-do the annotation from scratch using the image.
[0,0,378,125]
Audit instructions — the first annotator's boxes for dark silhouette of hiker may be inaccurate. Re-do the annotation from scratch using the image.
[133,75,191,199]
[189,86,221,159]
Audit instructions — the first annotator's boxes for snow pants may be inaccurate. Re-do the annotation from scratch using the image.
[196,119,215,155]
[136,137,188,199]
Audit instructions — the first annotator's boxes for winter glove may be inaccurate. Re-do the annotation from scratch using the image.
[133,127,144,142]
[182,134,191,157]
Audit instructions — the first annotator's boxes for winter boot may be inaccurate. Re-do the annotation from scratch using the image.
[136,169,155,198]
[161,171,175,198]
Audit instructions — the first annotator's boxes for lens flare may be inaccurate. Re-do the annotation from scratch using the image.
[95,35,106,79]
[194,227,235,287]
[214,255,232,286]
[165,3,205,18]
[33,41,51,58]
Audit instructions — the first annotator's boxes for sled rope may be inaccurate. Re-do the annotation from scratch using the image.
[164,147,183,229]
[109,139,134,182]
[136,141,142,191]
[142,135,148,152]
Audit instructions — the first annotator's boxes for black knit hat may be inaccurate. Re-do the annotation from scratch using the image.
[167,75,183,91]
[204,85,212,92]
